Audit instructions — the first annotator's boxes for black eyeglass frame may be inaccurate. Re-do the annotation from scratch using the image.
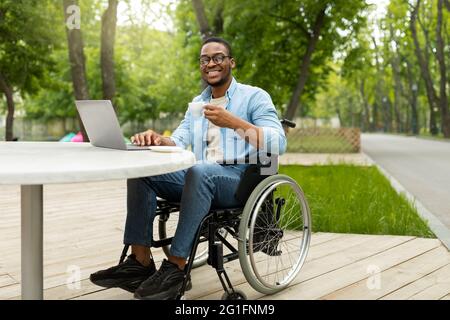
[199,54,232,67]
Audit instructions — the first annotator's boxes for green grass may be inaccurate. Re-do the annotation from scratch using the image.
[279,165,435,238]
[287,135,358,153]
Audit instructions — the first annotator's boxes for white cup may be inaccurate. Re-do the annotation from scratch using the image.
[189,101,205,118]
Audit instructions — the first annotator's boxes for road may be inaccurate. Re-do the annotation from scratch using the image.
[362,134,450,231]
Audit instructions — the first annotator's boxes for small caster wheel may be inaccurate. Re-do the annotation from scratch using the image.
[221,290,247,300]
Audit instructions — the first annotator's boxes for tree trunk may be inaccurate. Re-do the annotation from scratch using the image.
[101,0,118,111]
[192,0,213,41]
[405,58,419,135]
[0,72,15,141]
[382,96,393,132]
[436,0,450,137]
[335,108,344,127]
[63,0,90,142]
[372,36,391,132]
[213,0,224,35]
[359,79,370,132]
[284,6,326,120]
[389,26,404,133]
[410,0,439,135]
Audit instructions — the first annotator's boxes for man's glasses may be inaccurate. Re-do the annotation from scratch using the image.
[199,54,231,67]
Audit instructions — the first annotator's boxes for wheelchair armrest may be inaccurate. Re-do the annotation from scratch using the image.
[234,154,278,204]
[280,118,296,128]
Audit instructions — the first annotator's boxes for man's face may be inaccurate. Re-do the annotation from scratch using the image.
[200,42,235,87]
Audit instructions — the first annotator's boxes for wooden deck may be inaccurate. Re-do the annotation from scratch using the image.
[0,180,449,300]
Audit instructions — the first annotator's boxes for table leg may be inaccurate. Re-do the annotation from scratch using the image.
[21,185,43,300]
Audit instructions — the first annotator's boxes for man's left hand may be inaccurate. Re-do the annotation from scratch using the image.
[203,104,237,129]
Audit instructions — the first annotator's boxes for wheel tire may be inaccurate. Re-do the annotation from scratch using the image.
[221,290,247,300]
[238,174,312,295]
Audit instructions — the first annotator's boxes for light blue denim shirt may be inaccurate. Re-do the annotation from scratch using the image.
[170,77,287,163]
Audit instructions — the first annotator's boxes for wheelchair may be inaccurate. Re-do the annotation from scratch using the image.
[120,119,312,300]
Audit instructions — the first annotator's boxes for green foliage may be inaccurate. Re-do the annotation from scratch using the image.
[24,0,200,125]
[1,0,447,137]
[0,0,57,94]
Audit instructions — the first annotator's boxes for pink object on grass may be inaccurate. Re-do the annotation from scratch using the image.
[70,132,84,143]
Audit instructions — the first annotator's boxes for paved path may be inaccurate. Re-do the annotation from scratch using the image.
[362,134,450,230]
[279,153,372,166]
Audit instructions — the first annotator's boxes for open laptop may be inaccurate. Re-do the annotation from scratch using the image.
[75,100,151,151]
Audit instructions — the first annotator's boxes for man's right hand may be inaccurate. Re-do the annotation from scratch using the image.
[131,129,163,146]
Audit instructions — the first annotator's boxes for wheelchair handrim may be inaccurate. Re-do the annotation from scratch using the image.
[246,178,311,291]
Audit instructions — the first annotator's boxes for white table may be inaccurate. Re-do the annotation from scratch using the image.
[0,142,196,300]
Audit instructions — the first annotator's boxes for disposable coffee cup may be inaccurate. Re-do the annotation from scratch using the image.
[189,101,205,118]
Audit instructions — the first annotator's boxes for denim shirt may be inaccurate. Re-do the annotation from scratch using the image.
[170,77,287,163]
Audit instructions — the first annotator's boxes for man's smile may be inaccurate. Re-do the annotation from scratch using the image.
[206,69,222,80]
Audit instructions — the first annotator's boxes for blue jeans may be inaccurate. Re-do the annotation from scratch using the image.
[124,163,248,258]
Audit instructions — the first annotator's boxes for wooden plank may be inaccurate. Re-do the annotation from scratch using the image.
[256,238,441,300]
[321,246,450,300]
[381,263,450,300]
[39,233,359,300]
[1,180,448,300]
[0,274,17,288]
[26,233,343,300]
[192,235,415,300]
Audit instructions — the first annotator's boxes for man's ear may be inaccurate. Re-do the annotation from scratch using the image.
[230,58,236,69]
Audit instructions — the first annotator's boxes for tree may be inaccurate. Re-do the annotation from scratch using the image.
[191,0,213,40]
[0,0,55,141]
[283,4,327,120]
[63,0,90,141]
[410,0,439,135]
[101,0,118,110]
[435,0,450,137]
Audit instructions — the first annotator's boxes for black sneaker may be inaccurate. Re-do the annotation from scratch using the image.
[134,259,188,300]
[90,254,156,293]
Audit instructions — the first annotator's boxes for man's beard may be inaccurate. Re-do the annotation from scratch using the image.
[206,68,232,87]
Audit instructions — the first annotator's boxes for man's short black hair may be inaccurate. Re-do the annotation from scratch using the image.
[202,37,233,57]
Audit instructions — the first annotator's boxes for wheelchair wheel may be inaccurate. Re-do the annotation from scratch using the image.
[238,174,311,295]
[221,289,247,300]
[158,212,227,268]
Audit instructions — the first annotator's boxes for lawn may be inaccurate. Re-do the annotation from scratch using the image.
[279,165,435,238]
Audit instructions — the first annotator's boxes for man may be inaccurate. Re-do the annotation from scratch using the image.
[90,37,286,300]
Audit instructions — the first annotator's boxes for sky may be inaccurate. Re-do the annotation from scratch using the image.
[367,0,391,42]
[117,0,176,31]
[116,0,390,34]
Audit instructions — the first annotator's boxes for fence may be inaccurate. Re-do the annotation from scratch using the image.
[286,127,361,153]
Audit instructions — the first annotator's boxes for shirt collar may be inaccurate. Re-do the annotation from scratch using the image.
[200,77,237,101]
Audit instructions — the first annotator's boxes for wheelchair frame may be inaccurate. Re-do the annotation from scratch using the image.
[118,118,311,300]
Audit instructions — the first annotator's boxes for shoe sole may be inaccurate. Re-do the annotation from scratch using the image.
[133,278,193,300]
[90,277,146,293]
[91,277,192,294]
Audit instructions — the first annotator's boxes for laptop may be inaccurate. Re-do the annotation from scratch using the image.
[75,100,151,151]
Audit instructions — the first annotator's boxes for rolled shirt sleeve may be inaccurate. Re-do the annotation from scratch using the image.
[170,109,191,148]
[250,89,287,155]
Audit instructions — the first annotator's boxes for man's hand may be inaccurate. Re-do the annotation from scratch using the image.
[131,129,164,146]
[203,104,238,129]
